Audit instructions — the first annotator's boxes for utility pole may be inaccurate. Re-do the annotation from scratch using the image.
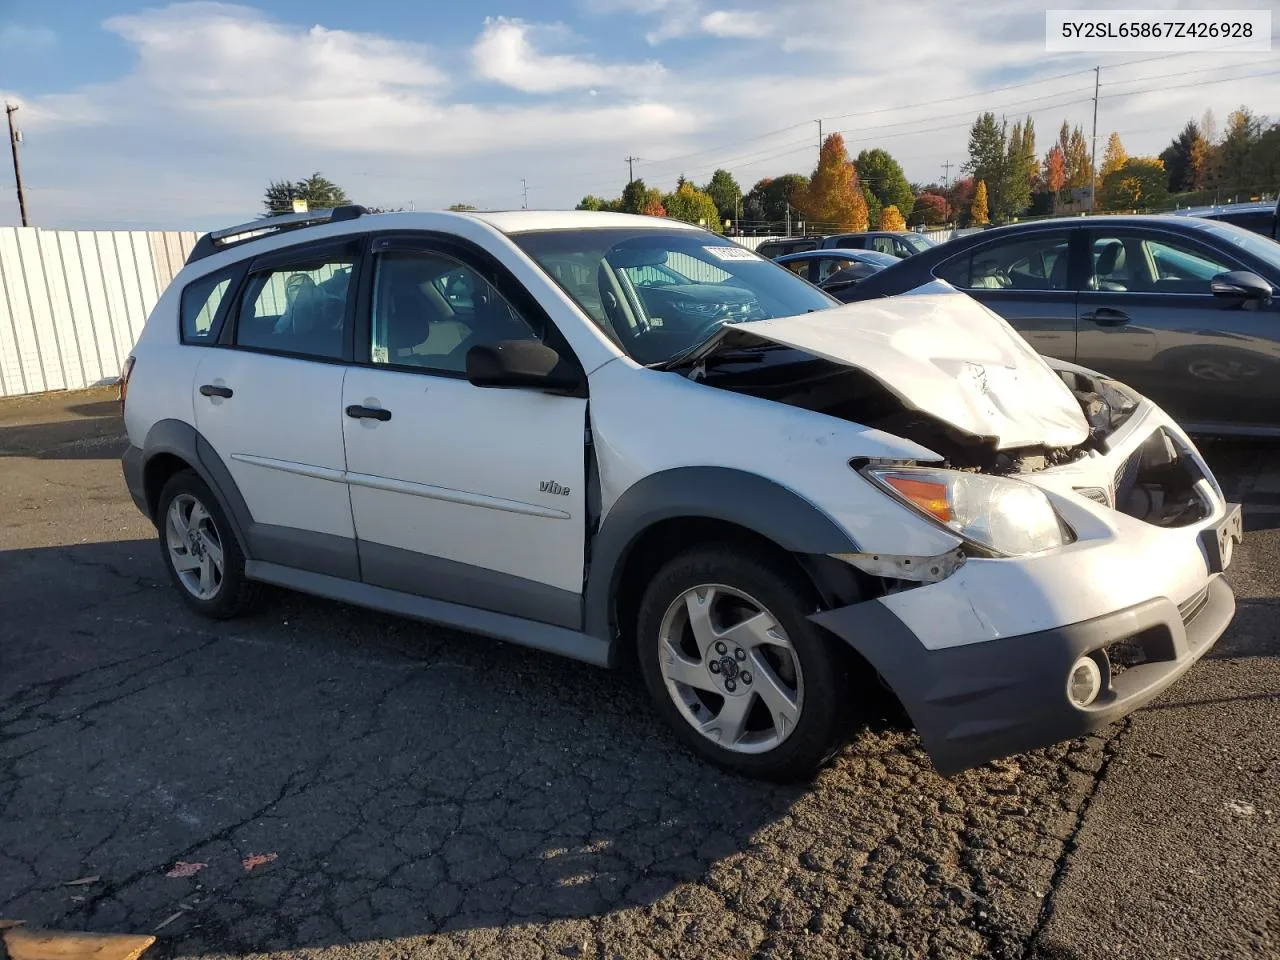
[625,155,640,183]
[520,178,528,210]
[1089,66,1100,213]
[816,119,823,162]
[785,203,792,237]
[941,160,953,191]
[6,103,28,227]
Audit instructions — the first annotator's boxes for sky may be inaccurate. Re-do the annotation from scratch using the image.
[1,0,1278,230]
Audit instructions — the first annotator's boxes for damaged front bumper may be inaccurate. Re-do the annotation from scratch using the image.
[813,401,1243,775]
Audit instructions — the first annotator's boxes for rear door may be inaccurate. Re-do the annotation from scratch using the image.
[932,228,1080,361]
[1076,226,1280,428]
[193,238,362,578]
[340,235,588,625]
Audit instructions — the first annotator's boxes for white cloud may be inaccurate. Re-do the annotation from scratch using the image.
[3,0,1279,230]
[471,17,665,93]
[0,24,57,50]
[699,10,771,39]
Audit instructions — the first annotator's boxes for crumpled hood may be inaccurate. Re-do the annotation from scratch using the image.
[715,284,1090,450]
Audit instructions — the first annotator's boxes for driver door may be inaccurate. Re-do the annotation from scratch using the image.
[341,237,589,627]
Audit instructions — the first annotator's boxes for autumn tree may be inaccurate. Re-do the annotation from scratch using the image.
[970,180,990,226]
[663,182,723,232]
[262,172,350,215]
[794,133,869,232]
[1043,144,1067,211]
[947,177,976,226]
[879,205,907,231]
[1099,158,1168,210]
[1100,132,1128,179]
[907,191,950,226]
[964,113,1007,220]
[640,192,667,217]
[855,148,915,221]
[702,169,741,224]
[447,203,477,212]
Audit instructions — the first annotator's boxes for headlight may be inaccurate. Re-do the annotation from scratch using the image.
[861,465,1072,557]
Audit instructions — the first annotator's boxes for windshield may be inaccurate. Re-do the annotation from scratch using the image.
[903,233,937,252]
[1202,221,1280,274]
[513,228,836,365]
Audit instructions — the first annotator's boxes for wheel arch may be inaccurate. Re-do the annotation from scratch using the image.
[585,467,863,664]
[140,419,253,555]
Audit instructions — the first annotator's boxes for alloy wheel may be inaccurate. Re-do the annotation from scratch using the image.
[165,493,225,601]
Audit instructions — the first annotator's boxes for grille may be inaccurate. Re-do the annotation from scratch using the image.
[1178,585,1212,625]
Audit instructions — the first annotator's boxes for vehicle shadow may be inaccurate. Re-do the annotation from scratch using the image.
[0,538,902,957]
[0,396,126,460]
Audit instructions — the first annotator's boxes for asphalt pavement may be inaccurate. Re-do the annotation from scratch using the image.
[0,388,1276,960]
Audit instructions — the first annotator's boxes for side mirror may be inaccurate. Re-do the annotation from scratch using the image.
[821,278,859,295]
[465,340,583,394]
[1211,270,1272,303]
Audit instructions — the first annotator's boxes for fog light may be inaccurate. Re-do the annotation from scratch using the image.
[1067,656,1103,707]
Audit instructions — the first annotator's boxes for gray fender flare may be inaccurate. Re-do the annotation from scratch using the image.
[584,466,858,654]
[141,419,254,555]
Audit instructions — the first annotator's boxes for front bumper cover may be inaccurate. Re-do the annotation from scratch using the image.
[811,573,1236,775]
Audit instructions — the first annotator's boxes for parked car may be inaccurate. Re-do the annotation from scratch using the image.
[836,215,1280,437]
[1172,199,1278,239]
[774,248,899,286]
[121,207,1240,780]
[820,230,938,258]
[755,236,825,259]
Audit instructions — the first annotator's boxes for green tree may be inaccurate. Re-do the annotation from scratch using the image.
[794,134,869,232]
[702,168,742,224]
[662,182,723,232]
[970,179,990,226]
[262,172,350,216]
[742,174,809,226]
[854,148,914,221]
[861,184,881,235]
[620,178,652,215]
[1099,157,1168,210]
[1212,106,1264,189]
[1001,119,1034,218]
[1066,126,1092,189]
[447,203,477,212]
[964,113,1007,222]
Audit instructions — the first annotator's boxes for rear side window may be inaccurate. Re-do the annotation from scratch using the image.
[234,258,355,360]
[180,269,236,343]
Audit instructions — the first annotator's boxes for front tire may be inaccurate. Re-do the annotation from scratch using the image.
[157,470,258,619]
[636,544,845,781]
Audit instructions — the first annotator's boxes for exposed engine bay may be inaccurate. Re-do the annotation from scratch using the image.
[680,341,1207,528]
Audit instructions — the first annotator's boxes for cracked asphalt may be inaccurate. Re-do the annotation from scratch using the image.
[1,388,1277,960]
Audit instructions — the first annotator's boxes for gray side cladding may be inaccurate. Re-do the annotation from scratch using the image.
[584,466,859,650]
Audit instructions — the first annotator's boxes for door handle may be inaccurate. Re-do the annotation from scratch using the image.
[1081,308,1130,327]
[199,384,233,398]
[345,404,392,422]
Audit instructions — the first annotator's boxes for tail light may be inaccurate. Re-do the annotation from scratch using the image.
[119,356,136,413]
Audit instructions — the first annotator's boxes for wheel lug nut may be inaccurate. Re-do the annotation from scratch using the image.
[708,661,721,674]
[735,648,746,661]
[725,679,736,692]
[741,671,752,685]
[714,641,727,655]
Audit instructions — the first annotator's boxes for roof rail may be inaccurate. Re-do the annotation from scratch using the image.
[185,204,370,264]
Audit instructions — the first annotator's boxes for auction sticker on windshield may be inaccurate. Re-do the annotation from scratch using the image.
[704,245,763,262]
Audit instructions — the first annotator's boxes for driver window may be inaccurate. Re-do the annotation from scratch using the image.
[371,254,538,374]
[937,232,1072,291]
[235,258,354,359]
[817,258,847,282]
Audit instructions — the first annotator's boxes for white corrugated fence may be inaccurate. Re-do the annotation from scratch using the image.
[0,227,197,398]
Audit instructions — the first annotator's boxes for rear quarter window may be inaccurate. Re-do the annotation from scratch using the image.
[180,268,237,343]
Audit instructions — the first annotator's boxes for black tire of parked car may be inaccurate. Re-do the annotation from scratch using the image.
[635,543,846,781]
[157,470,259,619]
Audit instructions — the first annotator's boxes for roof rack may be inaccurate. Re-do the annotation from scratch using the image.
[186,204,370,265]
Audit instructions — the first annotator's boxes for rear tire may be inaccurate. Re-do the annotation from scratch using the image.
[635,543,845,781]
[157,470,258,619]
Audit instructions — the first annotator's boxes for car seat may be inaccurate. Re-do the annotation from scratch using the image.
[1089,242,1128,291]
